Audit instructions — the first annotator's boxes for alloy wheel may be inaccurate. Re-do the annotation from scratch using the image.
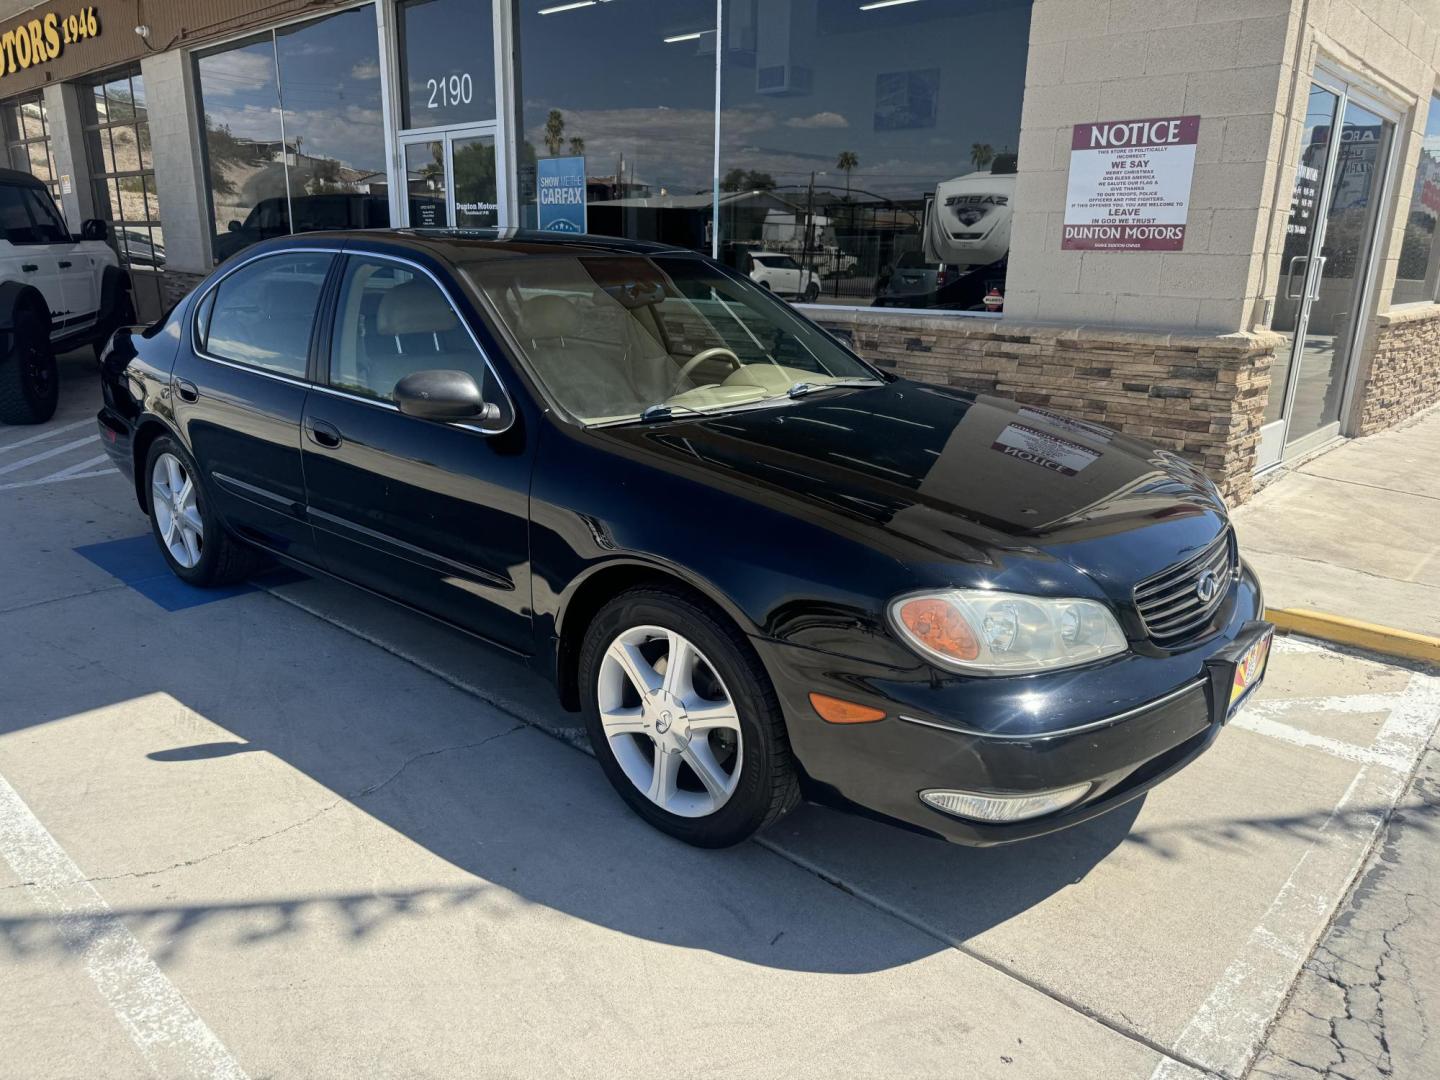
[152,452,203,569]
[596,625,743,818]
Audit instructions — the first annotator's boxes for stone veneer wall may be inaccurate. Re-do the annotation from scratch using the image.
[159,270,206,309]
[810,309,1280,504]
[1359,306,1440,435]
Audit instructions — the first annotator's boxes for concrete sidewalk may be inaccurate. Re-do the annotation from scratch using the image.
[1233,407,1440,639]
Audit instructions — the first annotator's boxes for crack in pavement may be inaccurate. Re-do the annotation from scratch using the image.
[6,725,528,891]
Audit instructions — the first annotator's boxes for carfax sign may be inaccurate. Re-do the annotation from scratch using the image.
[1062,115,1200,251]
[537,156,587,234]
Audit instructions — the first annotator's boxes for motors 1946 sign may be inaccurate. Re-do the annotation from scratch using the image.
[1062,115,1200,251]
[0,6,99,78]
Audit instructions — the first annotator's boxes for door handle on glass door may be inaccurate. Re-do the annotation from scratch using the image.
[307,419,343,449]
[1307,256,1327,301]
[1284,255,1309,299]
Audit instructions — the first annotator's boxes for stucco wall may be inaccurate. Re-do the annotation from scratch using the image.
[1004,0,1296,335]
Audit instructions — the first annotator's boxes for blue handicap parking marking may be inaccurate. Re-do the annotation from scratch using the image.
[74,535,304,611]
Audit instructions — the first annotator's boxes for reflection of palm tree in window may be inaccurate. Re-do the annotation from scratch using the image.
[568,136,585,157]
[970,142,993,169]
[544,109,565,156]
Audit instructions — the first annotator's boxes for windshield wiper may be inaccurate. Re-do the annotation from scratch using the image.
[785,377,883,399]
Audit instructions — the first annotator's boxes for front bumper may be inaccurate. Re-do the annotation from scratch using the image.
[755,562,1268,846]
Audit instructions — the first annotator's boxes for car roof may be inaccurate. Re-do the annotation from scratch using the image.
[0,168,46,190]
[261,227,698,263]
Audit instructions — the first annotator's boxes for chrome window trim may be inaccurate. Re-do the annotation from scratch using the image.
[898,677,1207,742]
[189,244,516,436]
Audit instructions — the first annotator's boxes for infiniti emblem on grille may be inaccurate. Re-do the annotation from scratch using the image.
[1195,569,1221,603]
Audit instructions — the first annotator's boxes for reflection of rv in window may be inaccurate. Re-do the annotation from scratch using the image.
[924,163,1015,269]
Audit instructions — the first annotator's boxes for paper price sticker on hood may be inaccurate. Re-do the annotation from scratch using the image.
[991,422,1100,476]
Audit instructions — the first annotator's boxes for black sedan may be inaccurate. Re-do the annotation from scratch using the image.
[97,230,1271,848]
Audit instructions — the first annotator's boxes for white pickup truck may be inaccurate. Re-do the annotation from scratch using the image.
[0,168,133,424]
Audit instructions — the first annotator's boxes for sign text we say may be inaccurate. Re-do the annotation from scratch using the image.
[1062,115,1200,251]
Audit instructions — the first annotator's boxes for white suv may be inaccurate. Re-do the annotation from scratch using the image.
[742,250,820,302]
[0,169,132,424]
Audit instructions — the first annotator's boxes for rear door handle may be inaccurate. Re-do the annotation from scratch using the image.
[307,418,343,449]
[175,378,199,402]
[20,263,36,272]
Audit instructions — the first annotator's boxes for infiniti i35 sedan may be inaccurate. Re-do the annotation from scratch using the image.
[96,230,1272,848]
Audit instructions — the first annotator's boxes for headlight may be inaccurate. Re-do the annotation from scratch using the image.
[889,589,1127,675]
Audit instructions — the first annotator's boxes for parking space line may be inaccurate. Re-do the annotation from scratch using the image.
[0,466,118,492]
[0,418,95,455]
[1229,712,1412,771]
[0,434,99,476]
[1150,667,1440,1079]
[0,772,250,1080]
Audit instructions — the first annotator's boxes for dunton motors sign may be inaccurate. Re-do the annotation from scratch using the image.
[1062,115,1200,251]
[0,6,99,79]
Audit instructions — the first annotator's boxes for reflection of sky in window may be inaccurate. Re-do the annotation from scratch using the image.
[198,8,386,180]
[520,0,1031,201]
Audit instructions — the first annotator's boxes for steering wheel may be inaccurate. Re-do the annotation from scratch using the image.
[670,346,742,397]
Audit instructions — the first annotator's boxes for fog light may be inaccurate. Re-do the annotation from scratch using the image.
[919,782,1092,823]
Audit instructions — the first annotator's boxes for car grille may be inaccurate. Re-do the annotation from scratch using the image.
[1133,529,1236,646]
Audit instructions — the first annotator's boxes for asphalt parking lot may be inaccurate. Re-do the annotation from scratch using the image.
[2,354,1438,1080]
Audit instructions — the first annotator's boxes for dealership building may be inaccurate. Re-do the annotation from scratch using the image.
[0,0,1437,500]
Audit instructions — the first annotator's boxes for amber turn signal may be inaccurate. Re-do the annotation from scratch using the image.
[809,692,886,724]
[894,596,980,661]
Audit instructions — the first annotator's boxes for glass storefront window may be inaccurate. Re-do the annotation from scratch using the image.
[514,0,1031,313]
[1392,94,1440,306]
[397,0,496,128]
[195,4,389,263]
[1,94,60,201]
[718,0,1030,311]
[82,68,163,267]
[517,0,718,248]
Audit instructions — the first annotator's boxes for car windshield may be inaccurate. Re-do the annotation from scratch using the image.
[464,253,880,425]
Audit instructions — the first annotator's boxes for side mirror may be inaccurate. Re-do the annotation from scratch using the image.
[394,369,501,424]
[80,219,108,241]
[228,220,241,232]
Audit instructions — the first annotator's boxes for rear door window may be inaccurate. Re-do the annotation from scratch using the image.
[199,252,332,378]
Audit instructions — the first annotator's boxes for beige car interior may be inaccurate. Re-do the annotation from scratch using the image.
[500,288,836,423]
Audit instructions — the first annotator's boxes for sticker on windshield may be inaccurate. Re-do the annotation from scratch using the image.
[992,422,1100,476]
[1017,407,1114,445]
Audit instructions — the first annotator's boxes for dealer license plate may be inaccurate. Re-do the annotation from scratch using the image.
[1227,628,1272,719]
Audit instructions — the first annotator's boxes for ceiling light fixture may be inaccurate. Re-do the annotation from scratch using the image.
[663,30,712,43]
[538,1,596,14]
[859,0,922,10]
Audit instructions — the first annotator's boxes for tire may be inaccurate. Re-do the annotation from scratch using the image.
[0,302,57,425]
[92,291,137,362]
[803,282,820,303]
[144,435,260,586]
[579,586,801,848]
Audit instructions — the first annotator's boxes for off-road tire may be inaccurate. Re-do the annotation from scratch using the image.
[0,302,57,425]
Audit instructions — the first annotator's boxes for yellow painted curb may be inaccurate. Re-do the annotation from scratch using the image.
[1265,607,1440,665]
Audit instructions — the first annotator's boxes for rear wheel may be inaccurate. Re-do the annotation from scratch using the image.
[580,587,800,847]
[803,282,820,303]
[145,436,259,586]
[0,303,57,425]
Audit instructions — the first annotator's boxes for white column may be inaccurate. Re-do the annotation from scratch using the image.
[41,82,94,229]
[141,48,214,276]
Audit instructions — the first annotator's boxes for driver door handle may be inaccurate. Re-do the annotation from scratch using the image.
[306,418,343,449]
[174,379,199,403]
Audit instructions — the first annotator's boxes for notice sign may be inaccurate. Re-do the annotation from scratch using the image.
[537,155,586,234]
[1062,115,1199,251]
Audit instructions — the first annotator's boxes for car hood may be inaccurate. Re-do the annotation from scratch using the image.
[589,380,1229,597]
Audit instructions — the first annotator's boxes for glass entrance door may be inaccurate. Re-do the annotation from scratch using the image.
[1259,77,1397,469]
[400,126,503,229]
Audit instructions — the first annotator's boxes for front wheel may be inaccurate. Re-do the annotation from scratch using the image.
[0,305,57,425]
[803,282,820,303]
[580,587,800,847]
[145,436,259,586]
